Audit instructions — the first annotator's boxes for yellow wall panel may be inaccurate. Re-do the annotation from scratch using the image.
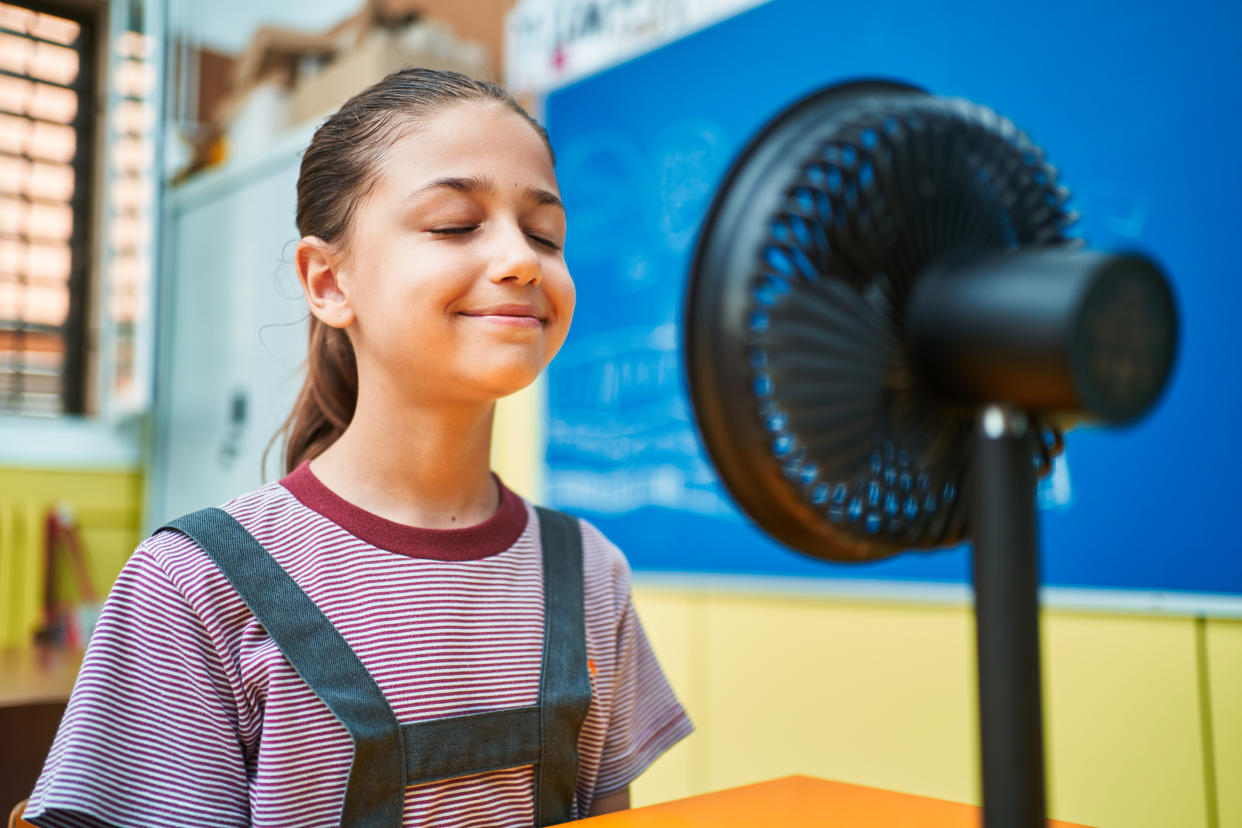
[625,588,1216,828]
[700,595,980,805]
[77,527,143,592]
[1042,613,1207,828]
[0,498,44,648]
[491,381,544,502]
[0,466,143,648]
[630,587,709,807]
[0,467,143,514]
[1207,619,1242,827]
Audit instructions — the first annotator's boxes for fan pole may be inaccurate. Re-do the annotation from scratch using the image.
[972,403,1047,828]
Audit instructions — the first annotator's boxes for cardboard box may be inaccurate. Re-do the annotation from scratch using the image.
[365,0,511,77]
[202,24,336,156]
[181,5,500,177]
[287,19,491,127]
[230,25,336,101]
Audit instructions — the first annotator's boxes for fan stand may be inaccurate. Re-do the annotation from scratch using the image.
[973,403,1046,827]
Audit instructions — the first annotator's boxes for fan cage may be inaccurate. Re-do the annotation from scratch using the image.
[740,94,1074,553]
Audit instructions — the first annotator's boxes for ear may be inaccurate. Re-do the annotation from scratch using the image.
[295,236,355,329]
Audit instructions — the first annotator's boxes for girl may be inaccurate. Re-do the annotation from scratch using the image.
[25,69,693,827]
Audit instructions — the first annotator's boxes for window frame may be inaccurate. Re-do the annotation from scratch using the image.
[0,0,162,467]
[1,0,103,416]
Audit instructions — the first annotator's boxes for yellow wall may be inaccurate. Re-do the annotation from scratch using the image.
[0,467,143,649]
[1042,612,1208,826]
[629,585,1230,828]
[1208,619,1242,827]
[490,379,544,502]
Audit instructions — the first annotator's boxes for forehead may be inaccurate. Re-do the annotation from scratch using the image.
[376,100,557,197]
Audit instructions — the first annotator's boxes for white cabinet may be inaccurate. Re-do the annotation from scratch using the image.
[146,129,313,529]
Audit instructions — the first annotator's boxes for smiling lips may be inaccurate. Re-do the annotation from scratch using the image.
[459,303,545,328]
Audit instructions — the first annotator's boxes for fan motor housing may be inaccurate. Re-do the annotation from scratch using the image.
[907,248,1177,423]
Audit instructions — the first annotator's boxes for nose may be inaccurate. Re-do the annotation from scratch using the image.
[487,221,542,287]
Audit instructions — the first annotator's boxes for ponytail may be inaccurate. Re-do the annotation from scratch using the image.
[271,318,358,474]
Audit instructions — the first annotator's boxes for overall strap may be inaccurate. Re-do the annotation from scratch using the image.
[395,507,592,826]
[162,508,406,828]
[533,506,593,826]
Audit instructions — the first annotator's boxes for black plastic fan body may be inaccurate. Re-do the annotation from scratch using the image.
[685,81,1177,827]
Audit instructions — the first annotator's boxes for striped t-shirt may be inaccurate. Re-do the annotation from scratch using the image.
[27,464,693,827]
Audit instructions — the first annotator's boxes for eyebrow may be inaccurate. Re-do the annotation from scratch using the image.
[406,175,565,212]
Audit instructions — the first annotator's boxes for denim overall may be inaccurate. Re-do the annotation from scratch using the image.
[162,506,592,827]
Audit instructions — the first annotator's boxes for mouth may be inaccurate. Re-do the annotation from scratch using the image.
[458,303,546,328]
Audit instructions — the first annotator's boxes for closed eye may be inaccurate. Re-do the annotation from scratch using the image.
[527,233,562,252]
[429,225,561,252]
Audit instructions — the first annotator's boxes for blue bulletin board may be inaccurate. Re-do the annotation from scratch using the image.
[542,0,1242,606]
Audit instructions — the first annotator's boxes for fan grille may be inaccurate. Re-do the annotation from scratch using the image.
[745,94,1074,555]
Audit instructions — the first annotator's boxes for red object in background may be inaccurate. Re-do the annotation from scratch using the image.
[33,506,98,650]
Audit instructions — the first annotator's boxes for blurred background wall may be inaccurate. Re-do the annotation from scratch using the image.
[1,1,1239,826]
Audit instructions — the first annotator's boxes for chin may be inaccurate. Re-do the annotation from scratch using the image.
[473,362,545,399]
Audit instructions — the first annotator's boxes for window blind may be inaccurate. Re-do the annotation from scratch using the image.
[0,1,94,416]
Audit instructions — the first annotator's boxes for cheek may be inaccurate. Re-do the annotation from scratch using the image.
[545,268,576,355]
[372,245,470,308]
[548,265,576,319]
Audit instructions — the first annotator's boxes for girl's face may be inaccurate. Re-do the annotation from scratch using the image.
[331,100,574,406]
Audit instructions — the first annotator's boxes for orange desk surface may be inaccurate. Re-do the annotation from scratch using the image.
[572,776,1093,827]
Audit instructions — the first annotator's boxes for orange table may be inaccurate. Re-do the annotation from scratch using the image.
[572,776,1093,827]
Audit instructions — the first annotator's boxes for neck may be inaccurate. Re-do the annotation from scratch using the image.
[309,388,499,530]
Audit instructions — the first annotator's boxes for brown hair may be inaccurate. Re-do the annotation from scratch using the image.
[270,68,552,475]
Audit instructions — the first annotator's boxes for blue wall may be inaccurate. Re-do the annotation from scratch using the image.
[545,0,1242,597]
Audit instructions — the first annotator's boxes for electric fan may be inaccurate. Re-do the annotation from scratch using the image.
[684,80,1177,826]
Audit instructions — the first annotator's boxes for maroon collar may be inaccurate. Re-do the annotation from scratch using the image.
[279,461,528,561]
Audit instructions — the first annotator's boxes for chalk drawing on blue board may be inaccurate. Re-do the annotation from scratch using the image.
[1104,198,1148,240]
[651,118,731,251]
[1067,178,1150,246]
[557,130,648,257]
[546,322,736,519]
